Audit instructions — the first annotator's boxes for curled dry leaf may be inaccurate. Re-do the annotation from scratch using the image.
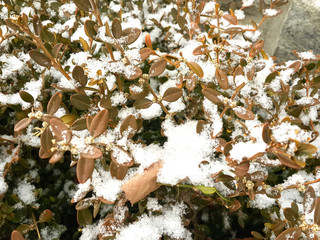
[120,115,138,139]
[112,18,122,39]
[14,118,32,132]
[29,50,52,68]
[233,106,255,120]
[122,28,141,45]
[162,87,182,102]
[47,91,62,115]
[81,145,103,159]
[187,62,204,78]
[11,230,25,240]
[216,68,229,90]
[88,109,109,138]
[148,58,167,77]
[122,161,163,204]
[77,157,95,184]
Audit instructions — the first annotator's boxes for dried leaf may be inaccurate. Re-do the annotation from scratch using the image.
[120,115,137,139]
[272,220,286,236]
[122,28,141,45]
[233,106,255,120]
[202,88,221,104]
[14,118,32,132]
[29,50,52,68]
[72,66,87,88]
[148,58,167,77]
[145,33,153,49]
[77,208,93,227]
[112,18,122,39]
[275,227,302,240]
[123,65,143,80]
[41,126,53,153]
[11,230,25,240]
[296,143,317,156]
[70,93,90,110]
[122,161,163,204]
[77,157,95,183]
[111,146,134,167]
[88,109,109,138]
[50,118,71,142]
[234,162,250,178]
[162,87,182,102]
[110,161,129,180]
[216,68,229,90]
[187,62,204,78]
[49,151,64,164]
[79,37,89,52]
[47,91,62,115]
[133,98,153,109]
[229,200,241,212]
[80,145,102,159]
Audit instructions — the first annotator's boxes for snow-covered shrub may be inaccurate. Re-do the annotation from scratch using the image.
[1,0,320,239]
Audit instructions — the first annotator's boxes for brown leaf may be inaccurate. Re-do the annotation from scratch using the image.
[262,123,271,144]
[249,41,264,58]
[123,65,142,80]
[186,75,196,92]
[81,145,102,159]
[14,118,32,132]
[77,208,93,227]
[247,66,255,81]
[84,20,97,39]
[140,48,153,61]
[47,91,62,115]
[148,58,167,77]
[19,90,34,103]
[111,146,134,167]
[39,146,53,159]
[11,230,25,240]
[70,93,91,110]
[52,43,64,58]
[202,88,221,104]
[70,117,87,131]
[133,98,153,109]
[145,33,153,49]
[272,220,286,236]
[162,87,182,102]
[222,14,238,25]
[50,118,71,142]
[77,157,95,183]
[41,127,54,153]
[122,28,141,45]
[88,109,109,138]
[193,45,211,55]
[73,0,92,11]
[112,18,122,39]
[229,200,241,212]
[275,227,302,240]
[29,50,52,68]
[233,106,255,120]
[216,68,229,90]
[187,62,204,78]
[72,66,87,88]
[234,162,250,178]
[49,151,64,164]
[303,186,316,214]
[120,115,137,139]
[38,209,53,223]
[315,198,320,225]
[110,161,129,180]
[122,161,163,204]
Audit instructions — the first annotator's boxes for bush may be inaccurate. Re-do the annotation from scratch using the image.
[1,0,320,239]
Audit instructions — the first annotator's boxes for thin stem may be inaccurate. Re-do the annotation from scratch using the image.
[2,146,20,178]
[31,210,42,240]
[146,82,170,115]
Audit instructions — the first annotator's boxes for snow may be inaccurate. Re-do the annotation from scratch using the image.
[13,179,36,205]
[0,176,8,195]
[263,9,279,17]
[271,122,312,143]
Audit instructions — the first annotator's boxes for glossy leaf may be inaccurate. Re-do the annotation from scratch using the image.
[88,109,109,138]
[162,87,182,102]
[29,50,52,68]
[77,157,95,183]
[47,91,62,115]
[49,151,64,164]
[70,93,90,110]
[148,58,167,77]
[50,118,71,142]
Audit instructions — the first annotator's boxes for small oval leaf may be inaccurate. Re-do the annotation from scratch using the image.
[14,118,32,132]
[70,93,91,110]
[112,18,122,39]
[122,28,141,45]
[88,109,109,138]
[29,50,52,68]
[148,58,167,77]
[19,90,34,103]
[47,91,62,115]
[77,208,93,227]
[77,157,95,183]
[120,115,137,139]
[233,106,255,120]
[162,87,182,102]
[187,62,204,78]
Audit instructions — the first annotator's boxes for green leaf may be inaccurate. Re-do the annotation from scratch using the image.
[77,208,93,227]
[194,185,217,195]
[73,0,92,11]
[19,90,34,103]
[29,50,52,68]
